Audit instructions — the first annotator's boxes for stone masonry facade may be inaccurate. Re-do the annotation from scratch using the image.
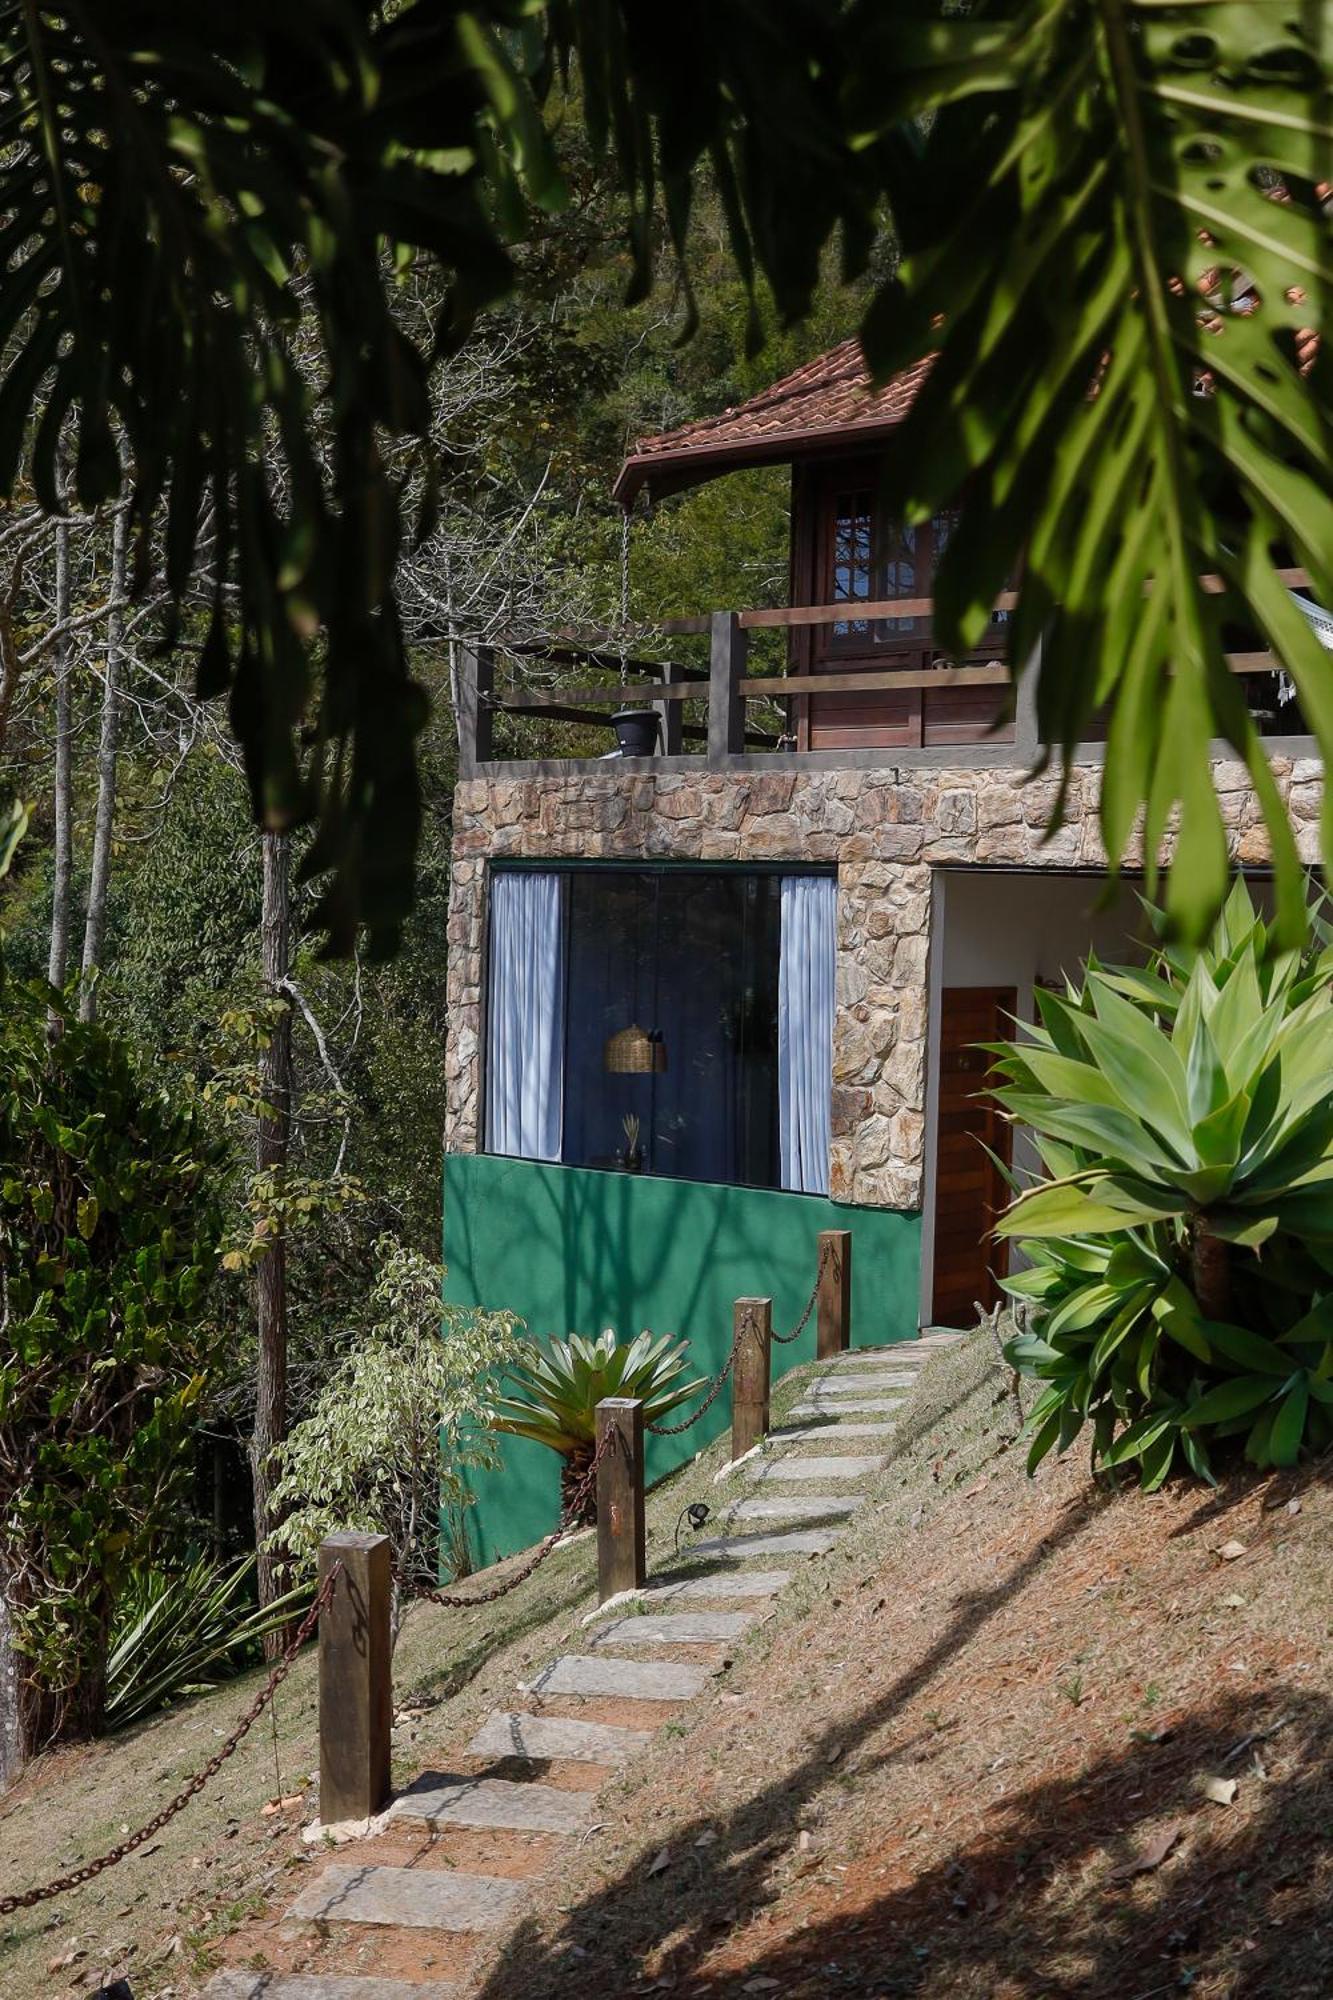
[445,756,1323,1211]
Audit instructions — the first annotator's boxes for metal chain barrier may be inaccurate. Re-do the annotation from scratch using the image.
[647,1239,832,1434]
[0,1563,342,1919]
[770,1239,833,1345]
[646,1326,741,1436]
[414,1426,618,1609]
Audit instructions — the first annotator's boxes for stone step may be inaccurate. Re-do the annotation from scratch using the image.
[390,1774,591,1834]
[788,1397,905,1418]
[467,1710,650,1765]
[587,1610,755,1648]
[525,1653,711,1701]
[824,1352,920,1368]
[681,1526,840,1561]
[748,1453,885,1483]
[287,1863,522,1931]
[208,1977,460,1999]
[647,1568,790,1602]
[726,1494,862,1521]
[806,1373,916,1393]
[773,1421,897,1441]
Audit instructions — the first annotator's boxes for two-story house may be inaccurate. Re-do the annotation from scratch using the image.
[442,337,1321,1559]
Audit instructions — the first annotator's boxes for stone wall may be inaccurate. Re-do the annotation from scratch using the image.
[445,756,1320,1210]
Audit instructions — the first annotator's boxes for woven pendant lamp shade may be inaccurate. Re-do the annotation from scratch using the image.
[603,1023,667,1074]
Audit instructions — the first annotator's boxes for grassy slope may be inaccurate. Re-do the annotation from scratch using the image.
[476,1335,1333,2000]
[4,1336,1332,1998]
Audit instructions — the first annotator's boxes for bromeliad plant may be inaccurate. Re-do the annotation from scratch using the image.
[995,880,1333,1488]
[492,1329,707,1522]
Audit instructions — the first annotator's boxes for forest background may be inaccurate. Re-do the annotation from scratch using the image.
[0,121,877,1573]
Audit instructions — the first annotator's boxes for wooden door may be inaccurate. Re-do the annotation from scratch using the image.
[930,986,1015,1327]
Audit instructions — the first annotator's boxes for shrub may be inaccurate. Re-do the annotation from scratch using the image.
[105,1553,310,1730]
[266,1239,516,1617]
[492,1328,707,1520]
[0,970,223,1752]
[994,879,1333,1487]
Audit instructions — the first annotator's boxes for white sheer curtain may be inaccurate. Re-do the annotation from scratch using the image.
[486,870,565,1161]
[778,874,836,1194]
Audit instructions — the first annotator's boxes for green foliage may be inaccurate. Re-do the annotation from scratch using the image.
[493,1327,707,1457]
[267,1240,517,1600]
[105,1553,310,1731]
[0,795,26,875]
[995,880,1333,1488]
[0,966,223,1746]
[0,5,867,953]
[852,2,1333,946]
[6,10,1332,949]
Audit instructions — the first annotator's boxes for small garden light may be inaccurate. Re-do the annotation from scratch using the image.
[674,1501,711,1554]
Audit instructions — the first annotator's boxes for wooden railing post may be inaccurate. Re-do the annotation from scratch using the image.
[1013,635,1041,767]
[596,1397,645,1602]
[708,611,746,767]
[318,1531,391,1827]
[731,1297,772,1459]
[457,643,494,779]
[817,1230,852,1359]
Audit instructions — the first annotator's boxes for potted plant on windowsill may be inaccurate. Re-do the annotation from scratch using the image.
[619,1112,643,1173]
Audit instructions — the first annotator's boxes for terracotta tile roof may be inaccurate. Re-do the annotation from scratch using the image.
[614,280,1319,508]
[613,339,932,506]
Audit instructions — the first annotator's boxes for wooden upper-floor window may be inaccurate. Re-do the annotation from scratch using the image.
[789,453,1011,750]
[826,479,964,646]
[806,459,982,654]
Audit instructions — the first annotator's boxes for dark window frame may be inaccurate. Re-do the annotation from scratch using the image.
[483,860,836,1192]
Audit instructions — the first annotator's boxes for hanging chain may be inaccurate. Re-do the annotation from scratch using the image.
[0,1565,342,1918]
[646,1328,742,1437]
[770,1239,834,1345]
[617,505,633,688]
[647,1241,835,1432]
[414,1427,618,1610]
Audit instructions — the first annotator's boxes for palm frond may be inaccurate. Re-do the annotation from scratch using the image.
[851,0,1333,945]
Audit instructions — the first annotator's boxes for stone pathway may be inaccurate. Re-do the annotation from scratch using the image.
[205,1333,963,1998]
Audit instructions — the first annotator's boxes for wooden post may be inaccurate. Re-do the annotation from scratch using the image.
[596,1397,645,1602]
[318,1532,392,1827]
[731,1297,772,1460]
[1013,636,1040,768]
[457,643,494,778]
[817,1230,852,1359]
[656,687,684,756]
[708,611,746,767]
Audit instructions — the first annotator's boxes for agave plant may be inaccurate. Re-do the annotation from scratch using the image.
[994,879,1333,1487]
[491,1329,707,1521]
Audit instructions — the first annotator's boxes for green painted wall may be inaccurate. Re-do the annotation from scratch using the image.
[443,1152,921,1566]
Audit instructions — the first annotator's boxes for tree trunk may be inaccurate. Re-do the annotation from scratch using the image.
[0,544,28,760]
[46,508,73,1003]
[78,485,129,1022]
[0,1580,20,1788]
[4,1569,111,1765]
[1191,1219,1232,1322]
[251,829,293,1650]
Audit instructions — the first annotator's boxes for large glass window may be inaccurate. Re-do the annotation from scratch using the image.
[482,866,836,1193]
[562,869,782,1188]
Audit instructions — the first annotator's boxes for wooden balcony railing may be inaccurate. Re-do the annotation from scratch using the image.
[458,580,1317,778]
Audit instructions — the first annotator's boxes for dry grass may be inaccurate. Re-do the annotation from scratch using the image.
[474,1335,1333,1999]
[6,1335,1333,1998]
